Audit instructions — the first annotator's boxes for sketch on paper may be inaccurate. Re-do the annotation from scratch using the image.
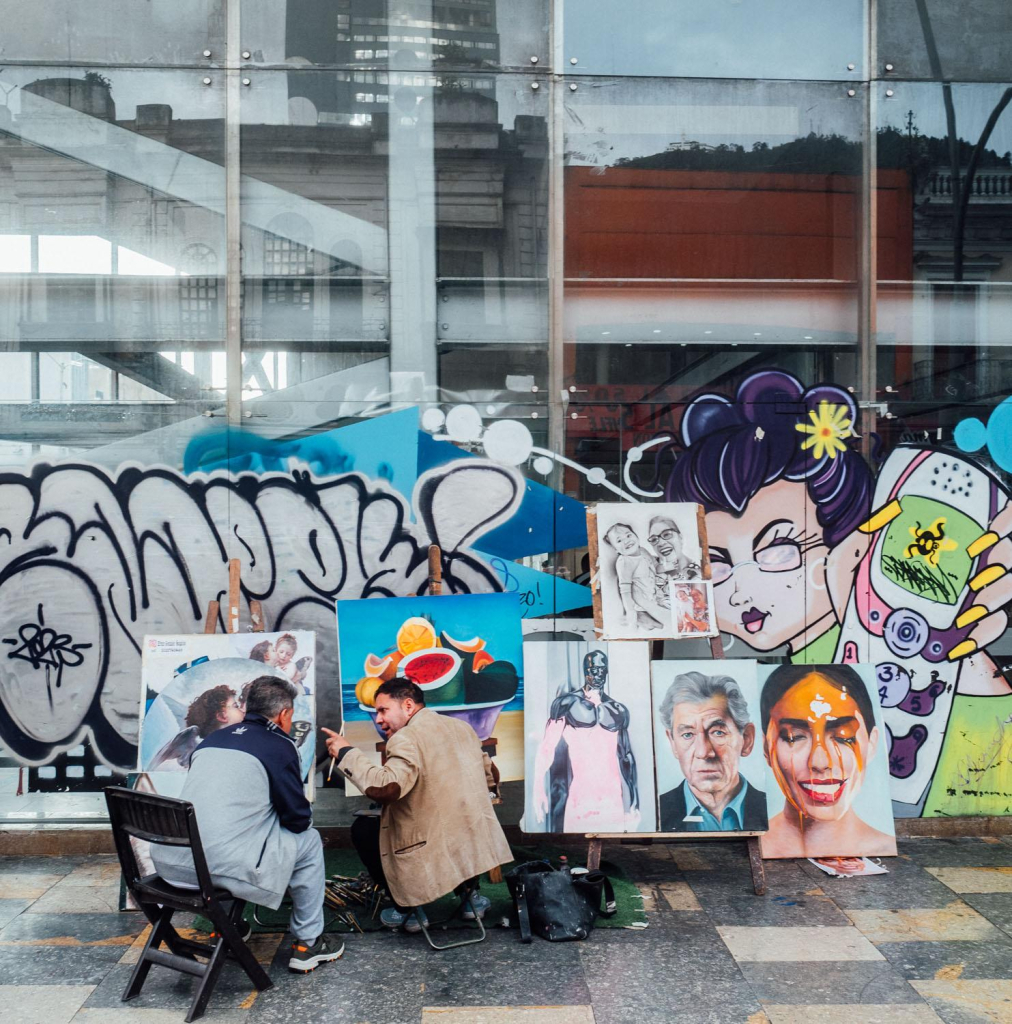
[652,661,767,833]
[758,663,896,860]
[524,641,656,833]
[591,501,704,640]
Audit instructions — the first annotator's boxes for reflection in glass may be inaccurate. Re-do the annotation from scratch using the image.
[0,68,226,451]
[877,82,1012,424]
[563,0,866,80]
[564,78,864,390]
[241,70,548,401]
[877,0,1012,82]
[243,0,549,72]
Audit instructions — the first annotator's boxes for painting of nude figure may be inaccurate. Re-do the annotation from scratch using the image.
[523,641,656,833]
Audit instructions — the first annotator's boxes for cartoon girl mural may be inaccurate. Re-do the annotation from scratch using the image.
[662,370,1012,815]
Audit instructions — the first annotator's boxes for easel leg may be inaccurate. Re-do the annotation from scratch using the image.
[747,836,766,895]
[587,839,602,872]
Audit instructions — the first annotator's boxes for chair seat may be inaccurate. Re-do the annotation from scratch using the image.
[135,874,236,907]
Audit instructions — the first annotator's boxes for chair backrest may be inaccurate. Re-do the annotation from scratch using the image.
[105,786,214,896]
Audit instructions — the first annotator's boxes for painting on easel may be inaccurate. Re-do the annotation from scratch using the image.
[523,641,656,833]
[138,630,317,787]
[337,593,523,784]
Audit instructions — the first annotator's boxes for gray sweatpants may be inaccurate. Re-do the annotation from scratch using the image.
[289,826,326,944]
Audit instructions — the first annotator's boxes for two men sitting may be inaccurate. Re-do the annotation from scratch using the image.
[150,675,510,973]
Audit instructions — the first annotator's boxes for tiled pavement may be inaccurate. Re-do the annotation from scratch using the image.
[3,838,1012,1024]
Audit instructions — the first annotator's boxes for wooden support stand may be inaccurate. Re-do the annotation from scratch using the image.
[203,558,265,635]
[582,507,768,897]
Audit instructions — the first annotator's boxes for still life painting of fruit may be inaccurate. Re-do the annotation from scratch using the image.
[337,593,524,782]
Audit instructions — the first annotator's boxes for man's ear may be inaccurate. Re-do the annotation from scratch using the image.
[740,722,756,758]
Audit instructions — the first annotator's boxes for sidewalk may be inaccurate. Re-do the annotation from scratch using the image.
[3,837,1012,1024]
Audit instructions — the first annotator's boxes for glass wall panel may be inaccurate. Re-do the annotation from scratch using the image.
[876,79,1012,433]
[241,70,548,403]
[877,0,1012,82]
[242,0,550,72]
[563,0,866,80]
[0,0,225,67]
[0,67,226,451]
[564,77,865,390]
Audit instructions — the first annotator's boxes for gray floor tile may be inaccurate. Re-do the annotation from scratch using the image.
[0,946,127,986]
[0,911,145,944]
[798,857,963,910]
[900,838,1012,868]
[737,960,929,1005]
[0,984,94,1024]
[875,937,1012,980]
[693,890,853,928]
[0,857,84,876]
[959,891,1012,939]
[0,898,32,929]
[423,930,591,1007]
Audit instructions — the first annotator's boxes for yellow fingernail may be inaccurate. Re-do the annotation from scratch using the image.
[955,605,988,629]
[948,639,978,661]
[967,532,1000,559]
[969,565,1006,592]
[858,499,902,534]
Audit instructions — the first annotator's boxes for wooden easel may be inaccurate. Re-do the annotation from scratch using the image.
[583,507,767,896]
[203,558,265,635]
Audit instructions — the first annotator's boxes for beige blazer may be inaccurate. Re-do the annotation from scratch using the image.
[339,707,513,907]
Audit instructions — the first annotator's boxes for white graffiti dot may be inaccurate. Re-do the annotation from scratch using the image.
[810,694,832,719]
[627,447,643,463]
[483,419,534,465]
[445,405,483,442]
[421,408,446,432]
[533,456,554,476]
[587,467,607,485]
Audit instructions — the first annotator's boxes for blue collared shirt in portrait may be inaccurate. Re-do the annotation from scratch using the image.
[683,777,750,831]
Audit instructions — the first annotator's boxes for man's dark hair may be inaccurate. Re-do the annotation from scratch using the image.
[185,684,236,738]
[376,679,426,706]
[760,664,876,732]
[245,675,298,719]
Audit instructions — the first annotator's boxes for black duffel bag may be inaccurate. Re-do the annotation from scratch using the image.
[505,860,616,942]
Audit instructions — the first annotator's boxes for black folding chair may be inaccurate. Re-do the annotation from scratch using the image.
[105,786,273,1023]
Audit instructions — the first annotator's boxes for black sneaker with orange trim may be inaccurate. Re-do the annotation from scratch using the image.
[210,920,252,943]
[288,934,344,972]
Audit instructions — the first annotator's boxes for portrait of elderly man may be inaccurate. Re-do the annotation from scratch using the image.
[657,670,767,832]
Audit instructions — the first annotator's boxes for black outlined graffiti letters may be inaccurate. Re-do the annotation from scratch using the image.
[0,459,520,769]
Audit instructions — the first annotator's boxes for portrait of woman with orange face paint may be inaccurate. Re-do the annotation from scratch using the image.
[758,664,897,860]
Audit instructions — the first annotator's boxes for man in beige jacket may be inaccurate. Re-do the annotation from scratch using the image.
[323,679,511,932]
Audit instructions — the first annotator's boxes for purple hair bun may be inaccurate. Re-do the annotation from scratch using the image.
[664,370,871,547]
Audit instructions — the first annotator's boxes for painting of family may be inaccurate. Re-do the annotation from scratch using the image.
[593,502,707,639]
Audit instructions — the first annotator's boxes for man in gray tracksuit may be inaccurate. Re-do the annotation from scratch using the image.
[151,676,342,973]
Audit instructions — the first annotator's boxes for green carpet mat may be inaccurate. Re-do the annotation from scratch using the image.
[197,846,646,934]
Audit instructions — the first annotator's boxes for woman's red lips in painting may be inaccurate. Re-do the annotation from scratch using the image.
[741,608,767,633]
[798,779,847,804]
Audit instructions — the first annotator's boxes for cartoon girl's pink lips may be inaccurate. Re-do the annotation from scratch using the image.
[741,608,768,634]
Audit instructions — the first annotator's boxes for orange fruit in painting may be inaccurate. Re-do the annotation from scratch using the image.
[356,676,383,707]
[472,649,494,672]
[364,652,401,681]
[397,617,436,656]
[440,631,486,654]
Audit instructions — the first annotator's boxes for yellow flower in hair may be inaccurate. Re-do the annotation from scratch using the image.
[795,401,853,460]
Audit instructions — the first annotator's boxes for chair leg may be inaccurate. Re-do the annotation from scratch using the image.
[205,901,273,992]
[414,893,487,951]
[122,904,174,1002]
[186,933,229,1023]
